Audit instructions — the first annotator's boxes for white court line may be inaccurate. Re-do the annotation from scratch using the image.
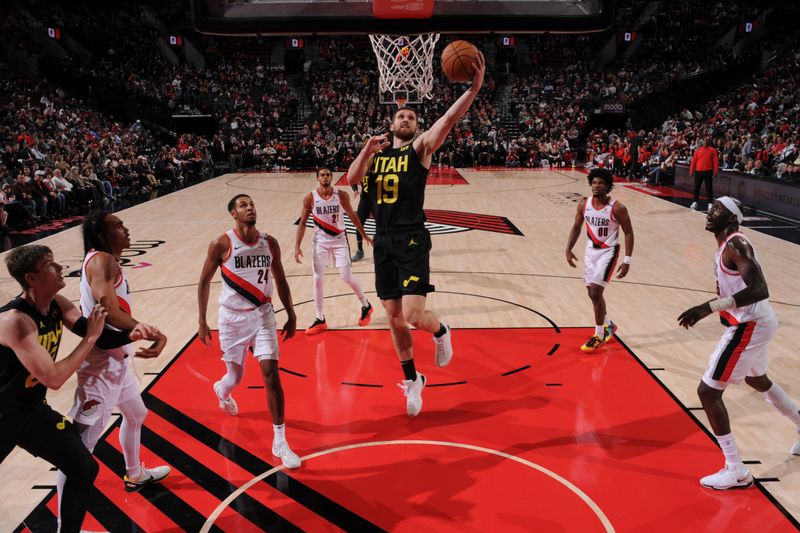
[200,439,615,532]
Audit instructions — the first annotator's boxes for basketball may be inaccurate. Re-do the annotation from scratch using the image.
[441,40,479,82]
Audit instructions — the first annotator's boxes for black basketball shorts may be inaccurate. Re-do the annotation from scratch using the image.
[373,227,435,300]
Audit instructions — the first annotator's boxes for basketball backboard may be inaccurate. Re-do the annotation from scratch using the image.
[191,0,614,35]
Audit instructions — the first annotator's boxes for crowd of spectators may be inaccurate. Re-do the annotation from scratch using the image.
[0,67,213,235]
[585,49,800,183]
[0,0,795,245]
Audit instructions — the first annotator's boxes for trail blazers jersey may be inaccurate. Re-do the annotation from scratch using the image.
[714,232,774,326]
[584,197,620,249]
[80,250,132,358]
[220,229,274,310]
[311,189,345,239]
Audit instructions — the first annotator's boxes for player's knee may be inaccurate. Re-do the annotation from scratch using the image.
[745,375,772,392]
[65,449,99,484]
[260,362,279,386]
[133,406,148,427]
[229,369,244,385]
[697,382,721,404]
[403,308,424,328]
[339,268,352,284]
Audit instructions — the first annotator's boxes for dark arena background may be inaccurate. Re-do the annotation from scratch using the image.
[1,0,800,531]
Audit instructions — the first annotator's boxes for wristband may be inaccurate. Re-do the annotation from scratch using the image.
[623,256,632,265]
[709,296,736,312]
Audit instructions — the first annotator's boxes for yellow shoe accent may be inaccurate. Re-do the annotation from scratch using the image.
[581,335,603,353]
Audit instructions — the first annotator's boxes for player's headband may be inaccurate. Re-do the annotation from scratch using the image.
[717,196,743,224]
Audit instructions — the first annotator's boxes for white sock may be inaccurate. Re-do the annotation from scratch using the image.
[273,423,286,444]
[603,314,609,326]
[594,325,604,337]
[763,383,800,427]
[715,433,743,468]
[313,270,325,320]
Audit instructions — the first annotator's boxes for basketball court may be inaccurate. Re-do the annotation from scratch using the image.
[2,168,800,531]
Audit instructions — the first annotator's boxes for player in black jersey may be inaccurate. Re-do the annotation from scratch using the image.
[347,52,485,416]
[0,245,157,533]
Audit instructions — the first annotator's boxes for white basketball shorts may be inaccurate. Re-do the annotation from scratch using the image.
[218,303,279,364]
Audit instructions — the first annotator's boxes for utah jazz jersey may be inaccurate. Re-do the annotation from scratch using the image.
[0,297,63,412]
[366,143,429,233]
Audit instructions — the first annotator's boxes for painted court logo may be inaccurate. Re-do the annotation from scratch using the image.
[298,209,523,236]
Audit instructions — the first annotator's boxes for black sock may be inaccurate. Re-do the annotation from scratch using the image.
[401,358,417,381]
[434,323,447,338]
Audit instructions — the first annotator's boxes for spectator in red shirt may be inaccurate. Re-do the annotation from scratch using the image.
[689,137,719,211]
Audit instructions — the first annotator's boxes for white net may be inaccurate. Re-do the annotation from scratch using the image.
[369,33,440,105]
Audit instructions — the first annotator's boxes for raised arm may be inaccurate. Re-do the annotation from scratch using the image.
[339,190,372,246]
[0,305,106,390]
[565,199,585,267]
[268,236,297,341]
[294,192,313,264]
[415,52,485,163]
[197,235,228,345]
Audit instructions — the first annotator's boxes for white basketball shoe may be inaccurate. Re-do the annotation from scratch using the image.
[700,464,753,490]
[398,373,426,416]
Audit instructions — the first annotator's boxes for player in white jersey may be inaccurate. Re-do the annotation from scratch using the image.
[294,167,374,335]
[57,211,170,524]
[566,168,634,353]
[679,197,800,490]
[197,194,301,469]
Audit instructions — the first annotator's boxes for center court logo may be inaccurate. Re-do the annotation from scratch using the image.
[298,209,524,236]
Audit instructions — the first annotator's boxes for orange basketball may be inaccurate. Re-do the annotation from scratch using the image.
[441,40,479,82]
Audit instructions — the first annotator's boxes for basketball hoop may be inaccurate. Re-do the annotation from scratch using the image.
[369,33,440,105]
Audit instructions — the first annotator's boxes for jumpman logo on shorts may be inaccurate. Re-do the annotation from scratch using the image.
[408,237,418,246]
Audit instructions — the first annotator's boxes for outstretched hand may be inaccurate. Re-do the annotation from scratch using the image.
[134,331,167,359]
[471,51,486,89]
[678,303,712,329]
[365,134,391,155]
